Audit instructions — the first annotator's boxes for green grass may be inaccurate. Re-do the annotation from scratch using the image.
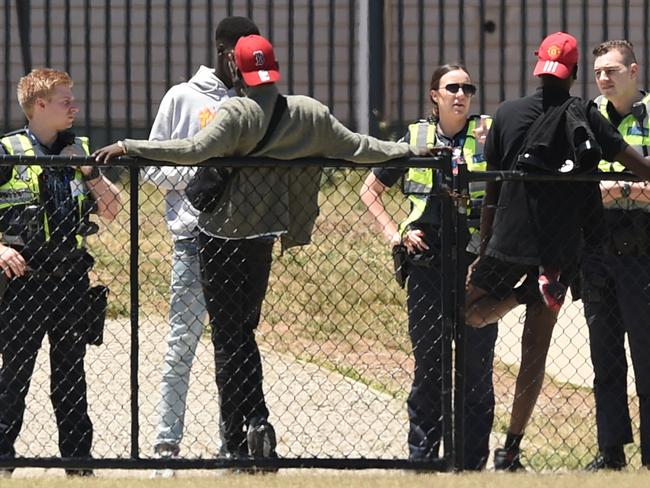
[4,472,650,487]
[88,181,172,318]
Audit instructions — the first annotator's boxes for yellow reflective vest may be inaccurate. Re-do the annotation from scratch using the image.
[400,115,492,235]
[595,93,650,173]
[0,132,91,248]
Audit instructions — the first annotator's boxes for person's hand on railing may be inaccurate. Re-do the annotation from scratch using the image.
[93,141,127,163]
[409,145,440,157]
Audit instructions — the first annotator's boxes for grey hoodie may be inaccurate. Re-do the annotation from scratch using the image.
[142,65,234,239]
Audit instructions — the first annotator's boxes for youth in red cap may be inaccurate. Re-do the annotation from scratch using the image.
[234,34,281,87]
[533,32,578,79]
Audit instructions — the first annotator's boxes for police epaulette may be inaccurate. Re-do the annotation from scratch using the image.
[1,127,28,138]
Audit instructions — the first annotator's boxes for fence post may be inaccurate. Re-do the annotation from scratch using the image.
[129,166,140,459]
[357,0,384,137]
[15,0,31,74]
[452,163,471,471]
[367,0,384,137]
[439,152,455,468]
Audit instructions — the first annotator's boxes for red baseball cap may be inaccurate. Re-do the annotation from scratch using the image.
[533,32,578,79]
[234,34,281,87]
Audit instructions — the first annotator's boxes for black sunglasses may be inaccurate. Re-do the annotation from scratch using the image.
[442,83,477,96]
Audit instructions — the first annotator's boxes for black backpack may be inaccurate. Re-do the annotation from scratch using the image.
[185,95,288,213]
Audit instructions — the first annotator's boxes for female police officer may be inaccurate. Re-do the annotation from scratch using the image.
[360,64,496,470]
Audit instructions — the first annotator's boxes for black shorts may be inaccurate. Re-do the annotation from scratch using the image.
[470,255,538,302]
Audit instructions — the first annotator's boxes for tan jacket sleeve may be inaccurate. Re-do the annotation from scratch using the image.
[123,103,245,164]
[323,113,412,163]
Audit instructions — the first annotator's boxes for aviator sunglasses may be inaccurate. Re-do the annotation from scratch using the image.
[442,83,477,96]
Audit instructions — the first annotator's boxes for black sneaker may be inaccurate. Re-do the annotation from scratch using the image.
[585,453,626,471]
[247,420,278,473]
[247,421,278,459]
[493,448,525,472]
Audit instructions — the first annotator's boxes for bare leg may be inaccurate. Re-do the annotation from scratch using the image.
[508,302,558,434]
[465,283,520,328]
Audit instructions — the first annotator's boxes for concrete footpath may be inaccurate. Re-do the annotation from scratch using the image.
[13,317,409,465]
[496,297,636,392]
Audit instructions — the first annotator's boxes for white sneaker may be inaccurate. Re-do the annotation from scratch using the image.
[150,444,179,479]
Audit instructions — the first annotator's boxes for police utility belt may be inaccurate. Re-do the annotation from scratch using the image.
[605,208,650,257]
[0,206,107,347]
[392,226,441,288]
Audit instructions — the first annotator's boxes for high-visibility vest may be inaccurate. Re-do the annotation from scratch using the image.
[595,92,650,173]
[0,132,91,248]
[400,115,491,235]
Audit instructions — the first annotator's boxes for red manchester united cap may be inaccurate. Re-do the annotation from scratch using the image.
[533,32,578,79]
[234,34,281,87]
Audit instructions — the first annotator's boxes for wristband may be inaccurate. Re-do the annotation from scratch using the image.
[117,140,127,154]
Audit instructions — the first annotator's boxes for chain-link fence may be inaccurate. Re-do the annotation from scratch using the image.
[0,153,647,473]
[0,155,453,473]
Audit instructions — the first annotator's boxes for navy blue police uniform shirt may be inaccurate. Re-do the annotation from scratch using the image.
[372,119,469,236]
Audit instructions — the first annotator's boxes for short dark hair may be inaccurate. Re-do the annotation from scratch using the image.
[215,16,260,49]
[592,40,637,65]
[429,63,470,117]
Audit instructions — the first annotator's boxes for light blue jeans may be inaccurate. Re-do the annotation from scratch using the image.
[154,238,207,451]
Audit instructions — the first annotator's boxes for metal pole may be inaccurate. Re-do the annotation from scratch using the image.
[4,0,12,133]
[452,164,470,471]
[356,0,370,134]
[15,0,31,73]
[440,156,455,466]
[368,0,384,136]
[129,166,140,460]
[348,0,357,130]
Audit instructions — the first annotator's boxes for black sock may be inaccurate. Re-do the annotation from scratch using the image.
[504,432,523,452]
